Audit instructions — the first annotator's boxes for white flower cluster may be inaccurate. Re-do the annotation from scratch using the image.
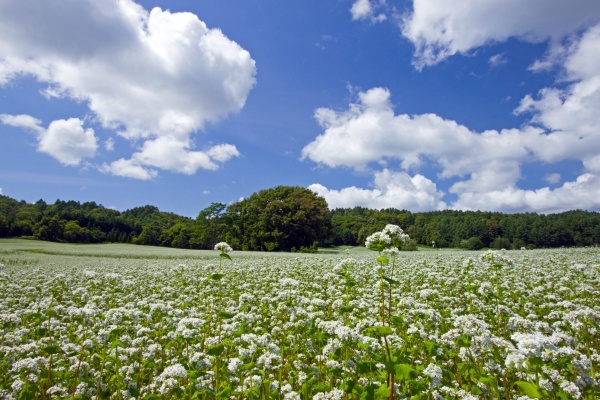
[214,241,233,252]
[365,224,410,251]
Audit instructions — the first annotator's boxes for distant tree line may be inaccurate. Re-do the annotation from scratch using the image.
[329,207,600,250]
[1,186,599,251]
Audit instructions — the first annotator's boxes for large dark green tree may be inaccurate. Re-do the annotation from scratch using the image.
[226,186,331,251]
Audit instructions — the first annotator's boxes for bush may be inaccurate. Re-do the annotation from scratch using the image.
[461,236,484,250]
[402,239,418,251]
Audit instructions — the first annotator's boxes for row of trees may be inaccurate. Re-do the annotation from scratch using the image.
[330,207,600,249]
[1,186,599,251]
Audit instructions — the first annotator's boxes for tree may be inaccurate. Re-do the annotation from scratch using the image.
[227,186,331,251]
[191,203,227,249]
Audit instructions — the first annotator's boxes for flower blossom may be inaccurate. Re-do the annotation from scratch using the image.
[214,242,233,252]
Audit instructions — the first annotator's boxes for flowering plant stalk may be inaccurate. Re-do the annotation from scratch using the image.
[365,224,410,400]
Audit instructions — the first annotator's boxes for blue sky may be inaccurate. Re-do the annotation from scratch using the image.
[1,0,600,217]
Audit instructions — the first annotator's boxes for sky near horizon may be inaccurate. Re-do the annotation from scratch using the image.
[1,0,600,218]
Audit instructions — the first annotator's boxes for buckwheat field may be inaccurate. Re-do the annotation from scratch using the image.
[0,238,598,399]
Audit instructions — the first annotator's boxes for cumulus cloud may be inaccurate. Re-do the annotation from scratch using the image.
[99,158,157,181]
[350,0,387,23]
[451,174,600,214]
[1,114,98,166]
[302,87,541,184]
[0,0,256,178]
[100,139,239,179]
[305,3,600,213]
[400,0,600,68]
[515,23,600,171]
[302,86,600,213]
[310,169,445,211]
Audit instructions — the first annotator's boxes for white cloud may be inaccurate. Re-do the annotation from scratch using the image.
[544,173,561,184]
[0,114,44,134]
[350,0,387,23]
[302,87,538,182]
[452,174,600,214]
[39,118,98,166]
[310,169,446,211]
[302,87,600,212]
[316,1,600,212]
[489,53,507,67]
[401,0,600,68]
[99,139,239,179]
[131,136,240,174]
[100,158,157,181]
[104,137,115,151]
[515,23,600,171]
[1,114,98,166]
[0,0,256,178]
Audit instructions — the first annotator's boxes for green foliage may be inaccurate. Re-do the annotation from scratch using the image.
[1,192,599,251]
[225,185,331,252]
[460,236,484,250]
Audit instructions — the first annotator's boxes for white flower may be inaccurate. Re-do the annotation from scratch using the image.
[214,242,233,252]
[158,364,187,380]
[228,357,242,373]
[365,231,391,250]
[423,363,443,389]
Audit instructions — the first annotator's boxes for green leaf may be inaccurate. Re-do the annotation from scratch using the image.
[207,343,225,356]
[192,389,215,400]
[217,386,232,398]
[42,344,64,355]
[217,310,235,319]
[464,285,479,293]
[209,273,224,280]
[374,383,391,400]
[383,276,399,285]
[424,340,437,356]
[384,360,397,374]
[22,312,43,323]
[390,315,404,327]
[241,362,256,371]
[366,325,393,337]
[18,382,39,400]
[357,361,377,374]
[376,256,389,265]
[108,327,123,342]
[515,381,543,399]
[478,376,497,390]
[395,363,416,381]
[360,384,376,400]
[341,379,356,394]
[219,253,231,261]
[340,305,354,313]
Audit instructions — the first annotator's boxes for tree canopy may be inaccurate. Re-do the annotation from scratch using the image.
[225,186,331,251]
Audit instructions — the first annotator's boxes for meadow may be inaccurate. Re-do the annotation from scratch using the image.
[0,238,598,399]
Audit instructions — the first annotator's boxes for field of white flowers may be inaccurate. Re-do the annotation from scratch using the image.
[0,238,598,399]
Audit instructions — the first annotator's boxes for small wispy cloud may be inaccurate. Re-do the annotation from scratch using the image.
[489,53,507,67]
[350,0,387,24]
[544,173,561,184]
